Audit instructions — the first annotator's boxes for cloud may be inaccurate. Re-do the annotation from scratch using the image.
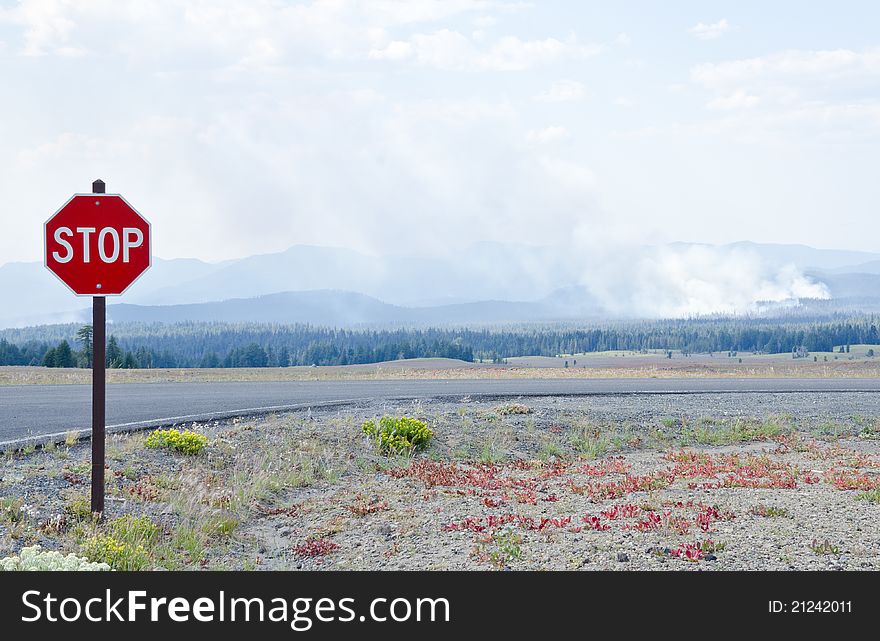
[368,39,413,61]
[474,15,497,28]
[689,19,730,41]
[614,32,631,46]
[691,48,880,95]
[688,48,880,140]
[0,0,613,267]
[369,30,599,71]
[526,126,568,144]
[534,79,587,102]
[707,90,759,110]
[0,0,523,66]
[4,90,604,263]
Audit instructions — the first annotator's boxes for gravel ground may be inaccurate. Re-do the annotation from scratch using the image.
[2,392,880,571]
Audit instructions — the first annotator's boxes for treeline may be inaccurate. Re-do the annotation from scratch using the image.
[1,331,147,369]
[1,316,879,368]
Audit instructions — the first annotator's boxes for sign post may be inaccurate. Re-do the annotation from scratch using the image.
[44,180,151,515]
[91,180,107,515]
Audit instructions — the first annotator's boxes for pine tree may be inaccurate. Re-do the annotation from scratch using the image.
[54,340,76,368]
[42,347,57,367]
[199,352,220,368]
[76,325,93,367]
[106,335,123,368]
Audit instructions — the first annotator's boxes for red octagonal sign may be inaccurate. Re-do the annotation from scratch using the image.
[44,193,151,296]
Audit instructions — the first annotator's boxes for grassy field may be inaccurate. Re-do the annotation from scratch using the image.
[3,348,880,385]
[3,398,879,570]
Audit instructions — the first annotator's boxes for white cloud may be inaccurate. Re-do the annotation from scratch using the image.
[689,18,730,41]
[533,79,587,102]
[474,15,497,28]
[0,0,519,66]
[3,90,602,263]
[368,40,414,61]
[3,0,879,280]
[539,156,595,191]
[369,30,599,71]
[614,32,631,46]
[691,48,880,94]
[526,126,568,144]
[707,90,759,110]
[689,48,880,139]
[613,96,636,108]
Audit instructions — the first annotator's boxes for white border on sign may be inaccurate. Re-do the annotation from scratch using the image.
[43,192,153,297]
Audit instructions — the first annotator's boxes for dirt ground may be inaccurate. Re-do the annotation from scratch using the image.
[2,393,879,571]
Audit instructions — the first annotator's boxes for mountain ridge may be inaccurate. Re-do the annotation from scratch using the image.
[2,241,879,328]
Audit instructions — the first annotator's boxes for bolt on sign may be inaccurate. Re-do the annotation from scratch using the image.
[43,180,151,514]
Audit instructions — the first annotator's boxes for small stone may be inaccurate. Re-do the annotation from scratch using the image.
[704,553,717,561]
[617,552,629,562]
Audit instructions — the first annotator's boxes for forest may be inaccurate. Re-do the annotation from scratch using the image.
[0,316,878,368]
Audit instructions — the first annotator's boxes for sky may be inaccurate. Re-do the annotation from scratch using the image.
[1,0,879,266]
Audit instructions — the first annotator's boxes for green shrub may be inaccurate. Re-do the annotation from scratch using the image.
[571,428,609,459]
[201,513,239,538]
[81,515,160,570]
[495,403,532,416]
[362,416,434,455]
[64,494,95,521]
[0,496,24,524]
[109,514,160,544]
[145,429,208,455]
[538,439,563,461]
[82,534,150,571]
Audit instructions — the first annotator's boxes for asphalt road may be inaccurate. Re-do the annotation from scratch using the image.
[2,377,880,445]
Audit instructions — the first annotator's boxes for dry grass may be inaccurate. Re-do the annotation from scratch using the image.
[3,357,880,386]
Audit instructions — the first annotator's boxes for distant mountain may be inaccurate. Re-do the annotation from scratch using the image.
[826,260,880,275]
[671,241,880,271]
[0,242,579,327]
[105,289,598,326]
[135,242,574,307]
[2,240,880,328]
[108,290,400,325]
[0,256,230,327]
[804,271,880,300]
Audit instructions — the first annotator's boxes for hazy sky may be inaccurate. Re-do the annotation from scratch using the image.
[2,0,879,265]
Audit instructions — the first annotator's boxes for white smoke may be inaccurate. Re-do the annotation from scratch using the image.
[577,243,830,318]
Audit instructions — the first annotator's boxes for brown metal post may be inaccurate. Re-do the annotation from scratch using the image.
[91,178,106,515]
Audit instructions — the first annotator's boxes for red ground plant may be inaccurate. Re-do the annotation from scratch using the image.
[294,538,339,558]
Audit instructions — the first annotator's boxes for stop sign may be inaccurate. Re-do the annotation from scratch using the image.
[44,193,151,295]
